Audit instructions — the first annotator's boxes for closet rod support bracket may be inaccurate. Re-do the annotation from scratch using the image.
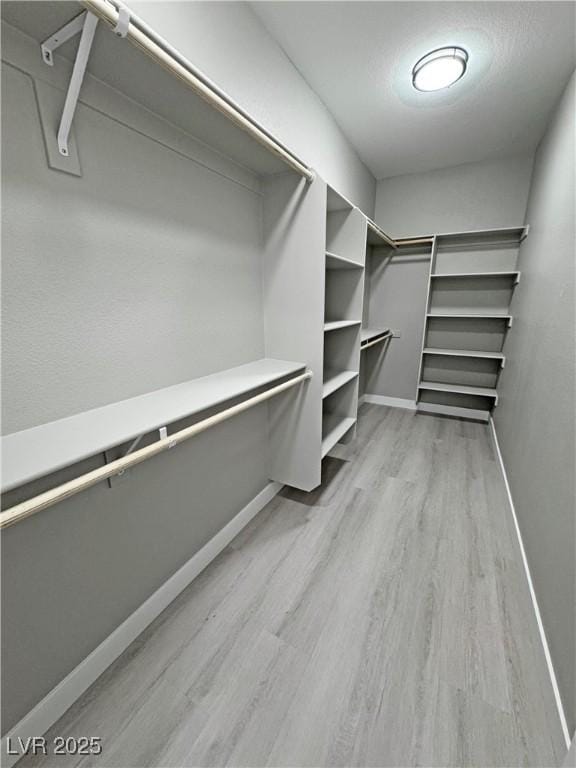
[41,11,99,157]
[41,11,88,66]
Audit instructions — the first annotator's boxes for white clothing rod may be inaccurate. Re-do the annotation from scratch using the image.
[361,333,392,351]
[80,0,314,182]
[367,219,397,249]
[395,236,435,247]
[0,370,312,530]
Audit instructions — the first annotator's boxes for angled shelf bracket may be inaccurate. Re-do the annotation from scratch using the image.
[40,10,99,157]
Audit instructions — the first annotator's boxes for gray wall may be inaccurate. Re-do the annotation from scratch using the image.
[495,71,576,733]
[375,154,534,238]
[130,1,376,215]
[363,249,430,401]
[1,30,270,732]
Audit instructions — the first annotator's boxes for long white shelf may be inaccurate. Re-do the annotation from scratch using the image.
[325,251,363,270]
[419,380,498,402]
[431,271,520,281]
[324,320,362,333]
[427,312,512,322]
[2,3,309,181]
[322,370,358,399]
[1,359,306,492]
[423,347,505,363]
[321,414,356,457]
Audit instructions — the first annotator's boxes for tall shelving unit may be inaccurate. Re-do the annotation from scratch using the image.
[321,188,366,457]
[416,227,527,420]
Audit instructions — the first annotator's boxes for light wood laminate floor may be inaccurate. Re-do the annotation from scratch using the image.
[21,405,565,767]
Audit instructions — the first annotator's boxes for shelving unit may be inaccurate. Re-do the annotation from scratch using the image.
[321,186,366,455]
[416,227,527,420]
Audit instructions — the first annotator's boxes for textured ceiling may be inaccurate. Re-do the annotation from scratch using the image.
[251,1,576,178]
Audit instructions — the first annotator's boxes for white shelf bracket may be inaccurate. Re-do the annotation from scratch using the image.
[41,11,99,157]
[41,11,87,66]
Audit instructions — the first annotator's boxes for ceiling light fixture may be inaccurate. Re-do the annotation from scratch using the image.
[412,46,469,92]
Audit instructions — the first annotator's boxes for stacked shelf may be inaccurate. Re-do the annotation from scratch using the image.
[321,187,366,456]
[417,227,527,420]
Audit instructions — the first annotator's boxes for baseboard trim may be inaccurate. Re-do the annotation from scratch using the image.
[417,402,490,422]
[363,394,416,410]
[489,418,570,749]
[1,481,282,767]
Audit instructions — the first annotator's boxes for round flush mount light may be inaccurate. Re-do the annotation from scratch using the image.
[412,46,469,92]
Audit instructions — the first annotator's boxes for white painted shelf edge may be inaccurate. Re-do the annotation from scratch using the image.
[325,251,363,270]
[324,320,362,332]
[431,271,520,279]
[322,370,358,399]
[419,380,498,400]
[427,313,512,320]
[423,348,505,362]
[321,414,356,457]
[1,358,306,492]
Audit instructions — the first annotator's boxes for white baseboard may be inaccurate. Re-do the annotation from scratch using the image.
[1,481,282,768]
[363,394,416,410]
[489,418,570,749]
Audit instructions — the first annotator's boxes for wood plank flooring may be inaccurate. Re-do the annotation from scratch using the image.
[20,405,565,767]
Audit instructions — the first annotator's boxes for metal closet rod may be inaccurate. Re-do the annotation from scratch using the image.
[0,370,312,530]
[395,236,435,247]
[80,0,314,182]
[361,332,392,351]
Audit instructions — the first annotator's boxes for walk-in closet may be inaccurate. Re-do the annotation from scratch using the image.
[1,1,575,766]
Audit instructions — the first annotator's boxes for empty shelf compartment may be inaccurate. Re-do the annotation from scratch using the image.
[321,414,356,457]
[322,370,358,399]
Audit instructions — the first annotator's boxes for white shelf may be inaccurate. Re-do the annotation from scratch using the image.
[325,251,363,270]
[322,370,358,399]
[431,271,520,280]
[361,327,391,344]
[1,358,306,492]
[2,3,294,180]
[324,320,362,333]
[435,226,527,247]
[321,414,356,457]
[427,312,512,321]
[419,380,498,401]
[423,348,505,363]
